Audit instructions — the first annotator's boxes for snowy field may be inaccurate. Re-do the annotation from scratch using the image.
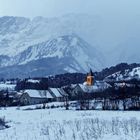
[1,103,140,140]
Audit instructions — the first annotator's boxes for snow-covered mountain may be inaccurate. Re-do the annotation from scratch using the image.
[0,33,104,78]
[0,14,140,78]
[0,15,100,57]
[104,67,140,82]
[4,34,104,70]
[0,15,107,78]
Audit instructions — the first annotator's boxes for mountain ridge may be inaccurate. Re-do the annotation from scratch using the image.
[0,15,140,78]
[0,34,104,78]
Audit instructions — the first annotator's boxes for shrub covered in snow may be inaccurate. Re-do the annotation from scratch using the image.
[0,117,9,130]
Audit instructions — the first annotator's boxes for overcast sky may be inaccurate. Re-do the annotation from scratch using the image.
[0,0,140,18]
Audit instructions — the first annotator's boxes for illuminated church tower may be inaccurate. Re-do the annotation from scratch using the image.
[86,69,94,86]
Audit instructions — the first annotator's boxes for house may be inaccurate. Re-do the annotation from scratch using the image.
[13,90,54,105]
[6,88,68,106]
[15,92,30,105]
[24,90,54,105]
[48,88,67,102]
[72,84,99,95]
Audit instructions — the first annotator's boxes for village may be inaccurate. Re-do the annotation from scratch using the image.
[0,69,140,111]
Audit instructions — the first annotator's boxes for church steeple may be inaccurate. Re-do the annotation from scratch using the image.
[86,69,94,86]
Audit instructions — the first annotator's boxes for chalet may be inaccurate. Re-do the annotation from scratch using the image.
[13,90,54,105]
[24,90,54,105]
[15,92,30,105]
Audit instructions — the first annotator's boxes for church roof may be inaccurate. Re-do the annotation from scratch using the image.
[75,81,112,93]
[88,69,94,76]
[78,84,98,93]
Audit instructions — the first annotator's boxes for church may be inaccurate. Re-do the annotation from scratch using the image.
[71,69,111,97]
[86,69,94,86]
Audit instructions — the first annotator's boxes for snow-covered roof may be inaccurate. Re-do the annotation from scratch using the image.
[47,91,54,99]
[57,88,68,96]
[7,92,23,99]
[24,90,53,98]
[0,83,16,91]
[76,81,111,93]
[78,84,99,93]
[49,88,63,97]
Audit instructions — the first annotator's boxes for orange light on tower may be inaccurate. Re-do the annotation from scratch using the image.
[86,69,94,86]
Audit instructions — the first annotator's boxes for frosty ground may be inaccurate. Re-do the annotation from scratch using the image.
[0,103,140,140]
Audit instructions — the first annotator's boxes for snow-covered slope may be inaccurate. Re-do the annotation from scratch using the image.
[0,15,106,78]
[11,34,104,71]
[104,67,140,81]
[0,34,104,78]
